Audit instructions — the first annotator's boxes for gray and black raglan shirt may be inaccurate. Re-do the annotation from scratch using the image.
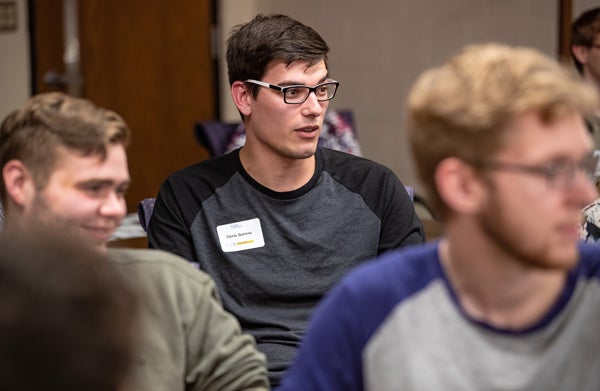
[147,147,423,384]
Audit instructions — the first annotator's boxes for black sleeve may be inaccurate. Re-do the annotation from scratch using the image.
[376,169,425,253]
[322,149,425,253]
[147,175,199,263]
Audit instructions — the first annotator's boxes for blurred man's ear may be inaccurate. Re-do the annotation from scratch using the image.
[571,45,590,67]
[2,160,35,208]
[435,157,487,216]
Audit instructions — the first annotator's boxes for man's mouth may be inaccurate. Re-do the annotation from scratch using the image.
[558,221,583,240]
[83,225,117,241]
[296,125,319,133]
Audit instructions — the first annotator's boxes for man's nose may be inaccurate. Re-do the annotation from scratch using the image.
[301,91,324,116]
[100,192,127,219]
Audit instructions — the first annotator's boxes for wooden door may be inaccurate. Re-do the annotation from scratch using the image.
[30,0,214,212]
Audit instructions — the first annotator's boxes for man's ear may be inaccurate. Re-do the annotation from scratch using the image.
[571,44,589,66]
[435,157,487,215]
[2,160,35,207]
[231,81,253,117]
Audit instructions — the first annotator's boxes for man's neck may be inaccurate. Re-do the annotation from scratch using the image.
[583,69,600,116]
[238,145,316,192]
[439,226,568,330]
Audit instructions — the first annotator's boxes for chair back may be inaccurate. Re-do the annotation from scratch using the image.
[194,109,359,157]
[137,198,156,232]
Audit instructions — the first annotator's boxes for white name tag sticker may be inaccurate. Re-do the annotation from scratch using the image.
[216,218,265,252]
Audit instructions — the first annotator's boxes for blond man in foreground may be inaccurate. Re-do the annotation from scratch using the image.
[279,43,600,391]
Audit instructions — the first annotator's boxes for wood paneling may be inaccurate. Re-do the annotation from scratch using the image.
[559,0,573,62]
[30,0,64,93]
[32,0,214,211]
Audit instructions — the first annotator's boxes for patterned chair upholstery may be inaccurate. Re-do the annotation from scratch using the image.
[194,109,361,157]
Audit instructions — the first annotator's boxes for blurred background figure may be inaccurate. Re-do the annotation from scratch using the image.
[571,8,600,243]
[571,7,600,141]
[0,228,138,391]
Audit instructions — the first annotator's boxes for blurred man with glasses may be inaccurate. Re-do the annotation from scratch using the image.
[571,7,600,242]
[279,43,600,390]
[572,7,600,124]
[148,14,424,386]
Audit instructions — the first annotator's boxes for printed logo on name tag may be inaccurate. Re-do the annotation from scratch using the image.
[216,218,265,252]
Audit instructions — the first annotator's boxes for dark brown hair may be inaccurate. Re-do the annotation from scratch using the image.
[226,13,329,98]
[571,7,600,74]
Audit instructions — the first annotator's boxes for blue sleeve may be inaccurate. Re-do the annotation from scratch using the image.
[278,244,440,390]
[578,243,600,278]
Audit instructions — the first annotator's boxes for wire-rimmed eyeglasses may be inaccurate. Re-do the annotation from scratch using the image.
[479,151,600,189]
[245,79,339,104]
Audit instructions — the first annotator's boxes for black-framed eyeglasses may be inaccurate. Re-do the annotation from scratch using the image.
[244,79,339,104]
[480,151,600,189]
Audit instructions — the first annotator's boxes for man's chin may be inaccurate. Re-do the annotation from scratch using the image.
[80,229,113,252]
[93,242,109,253]
[530,245,579,272]
[77,236,109,253]
[295,148,317,160]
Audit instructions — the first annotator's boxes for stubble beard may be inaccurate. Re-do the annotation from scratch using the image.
[29,193,106,252]
[477,193,578,273]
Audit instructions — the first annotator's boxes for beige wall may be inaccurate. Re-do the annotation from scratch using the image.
[218,0,559,192]
[0,0,30,119]
[574,0,600,17]
[0,0,578,192]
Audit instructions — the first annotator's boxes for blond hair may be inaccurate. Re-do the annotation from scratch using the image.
[407,43,599,220]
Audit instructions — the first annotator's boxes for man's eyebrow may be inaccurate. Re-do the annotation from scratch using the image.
[76,179,131,187]
[117,179,132,189]
[279,74,330,87]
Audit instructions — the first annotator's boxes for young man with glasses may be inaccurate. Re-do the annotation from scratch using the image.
[0,93,269,391]
[278,43,600,390]
[147,14,424,386]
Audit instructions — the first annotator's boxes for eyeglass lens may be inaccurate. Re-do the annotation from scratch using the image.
[552,153,600,188]
[284,83,337,104]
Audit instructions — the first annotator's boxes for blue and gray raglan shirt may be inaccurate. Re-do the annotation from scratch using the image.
[147,147,424,385]
[278,242,600,391]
